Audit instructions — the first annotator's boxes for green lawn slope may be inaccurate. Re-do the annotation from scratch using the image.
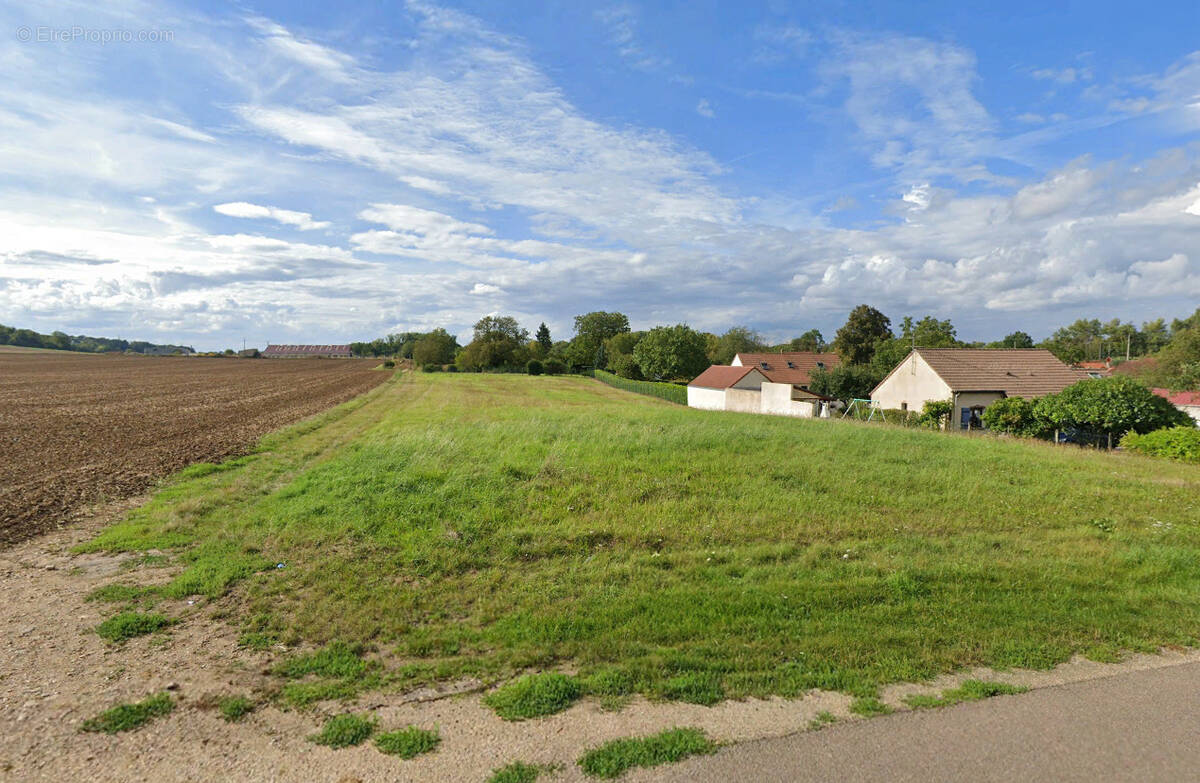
[84,372,1200,700]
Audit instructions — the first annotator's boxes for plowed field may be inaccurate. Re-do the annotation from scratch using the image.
[0,353,389,545]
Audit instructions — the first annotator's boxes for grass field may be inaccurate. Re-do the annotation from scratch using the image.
[83,372,1200,702]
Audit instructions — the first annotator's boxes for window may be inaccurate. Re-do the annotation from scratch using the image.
[816,361,825,370]
[900,402,907,411]
[760,362,769,370]
[786,361,795,368]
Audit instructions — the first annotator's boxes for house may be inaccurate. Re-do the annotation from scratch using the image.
[261,344,353,358]
[1152,388,1200,425]
[1075,358,1114,378]
[687,364,834,418]
[871,349,1084,429]
[731,352,840,387]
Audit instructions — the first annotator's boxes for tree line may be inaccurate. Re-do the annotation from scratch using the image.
[0,323,193,355]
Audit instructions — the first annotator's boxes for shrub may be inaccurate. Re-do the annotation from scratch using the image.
[981,396,1045,438]
[81,693,173,734]
[375,725,441,758]
[608,353,643,380]
[382,359,395,368]
[309,713,377,748]
[543,359,566,375]
[593,369,687,405]
[1034,376,1192,444]
[577,728,716,779]
[421,363,442,373]
[917,399,953,429]
[95,611,173,642]
[483,673,582,720]
[526,359,543,376]
[1121,426,1200,462]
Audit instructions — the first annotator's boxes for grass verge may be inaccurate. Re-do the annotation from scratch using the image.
[81,693,173,734]
[849,696,893,717]
[484,673,582,720]
[82,373,1200,705]
[218,696,255,722]
[489,761,557,783]
[578,727,716,779]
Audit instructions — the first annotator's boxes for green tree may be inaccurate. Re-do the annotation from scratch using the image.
[997,331,1035,349]
[1141,318,1170,354]
[412,328,458,366]
[456,316,529,371]
[833,305,893,365]
[981,396,1046,437]
[535,322,552,355]
[1033,376,1193,444]
[710,326,767,365]
[789,329,825,352]
[809,364,884,404]
[568,311,630,370]
[633,324,709,381]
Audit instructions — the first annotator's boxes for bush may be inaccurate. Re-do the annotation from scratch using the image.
[543,359,566,375]
[421,363,442,373]
[1121,426,1200,462]
[483,673,582,720]
[1034,376,1192,443]
[917,399,953,429]
[981,396,1045,438]
[526,359,543,376]
[609,353,643,380]
[382,359,395,368]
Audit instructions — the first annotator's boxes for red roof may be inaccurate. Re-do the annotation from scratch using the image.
[1153,388,1200,406]
[688,365,759,389]
[262,344,352,357]
[734,352,840,385]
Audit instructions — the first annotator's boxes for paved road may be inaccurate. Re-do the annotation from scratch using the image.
[651,661,1200,782]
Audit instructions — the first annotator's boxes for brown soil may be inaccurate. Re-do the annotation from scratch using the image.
[0,353,388,546]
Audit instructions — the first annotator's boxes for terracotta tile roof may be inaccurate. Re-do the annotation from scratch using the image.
[688,365,759,389]
[1153,388,1200,407]
[912,349,1085,397]
[734,352,840,385]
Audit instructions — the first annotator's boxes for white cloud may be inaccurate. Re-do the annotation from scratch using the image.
[696,99,715,118]
[213,202,330,230]
[470,282,501,295]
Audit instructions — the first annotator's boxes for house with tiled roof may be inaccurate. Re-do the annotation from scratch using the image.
[687,363,834,418]
[261,344,353,358]
[871,349,1085,429]
[1152,388,1200,425]
[731,352,840,386]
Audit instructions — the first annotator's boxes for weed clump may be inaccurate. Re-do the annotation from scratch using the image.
[577,727,715,778]
[849,696,893,717]
[903,679,1027,710]
[218,696,255,722]
[309,713,377,748]
[81,693,173,734]
[374,725,441,758]
[484,673,582,720]
[95,611,173,642]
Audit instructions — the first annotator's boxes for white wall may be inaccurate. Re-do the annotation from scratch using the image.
[761,382,816,418]
[872,353,953,413]
[1179,404,1200,425]
[724,388,762,413]
[687,386,726,411]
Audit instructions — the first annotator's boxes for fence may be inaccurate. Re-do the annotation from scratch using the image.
[592,369,687,405]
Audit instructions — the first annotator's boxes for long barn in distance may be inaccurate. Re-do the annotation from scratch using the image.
[261,344,353,358]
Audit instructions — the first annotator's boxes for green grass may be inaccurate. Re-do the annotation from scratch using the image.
[903,679,1028,709]
[577,728,716,778]
[218,696,255,722]
[308,713,376,748]
[489,761,556,783]
[374,725,440,758]
[593,369,687,404]
[82,372,1200,704]
[95,611,173,642]
[81,693,173,733]
[484,673,582,720]
[807,710,838,729]
[849,696,893,717]
[86,584,160,604]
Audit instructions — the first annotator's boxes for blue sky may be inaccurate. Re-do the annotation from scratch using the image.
[2,0,1199,350]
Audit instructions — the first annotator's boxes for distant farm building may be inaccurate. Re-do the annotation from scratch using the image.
[1153,388,1200,425]
[261,344,353,359]
[1075,358,1114,378]
[731,352,841,383]
[688,359,835,419]
[872,349,1084,429]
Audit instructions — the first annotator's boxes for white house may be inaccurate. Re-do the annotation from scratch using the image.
[687,365,833,418]
[871,348,1084,429]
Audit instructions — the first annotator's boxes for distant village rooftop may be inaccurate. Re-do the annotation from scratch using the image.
[261,344,353,358]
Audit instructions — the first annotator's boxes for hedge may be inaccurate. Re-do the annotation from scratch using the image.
[593,369,687,405]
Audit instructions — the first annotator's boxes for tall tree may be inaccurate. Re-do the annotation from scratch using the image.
[633,324,709,381]
[535,322,552,354]
[998,331,1034,349]
[456,316,529,370]
[568,311,630,369]
[412,328,459,366]
[710,326,767,365]
[789,329,825,352]
[832,305,893,365]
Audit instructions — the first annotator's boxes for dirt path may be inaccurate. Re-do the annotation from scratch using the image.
[3,498,1199,782]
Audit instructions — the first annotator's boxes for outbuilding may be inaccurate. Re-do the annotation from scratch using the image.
[687,364,834,418]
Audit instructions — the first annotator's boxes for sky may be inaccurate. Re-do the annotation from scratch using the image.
[2,1,1199,350]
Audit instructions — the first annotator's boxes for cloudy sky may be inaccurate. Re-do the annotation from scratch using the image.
[2,0,1199,350]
